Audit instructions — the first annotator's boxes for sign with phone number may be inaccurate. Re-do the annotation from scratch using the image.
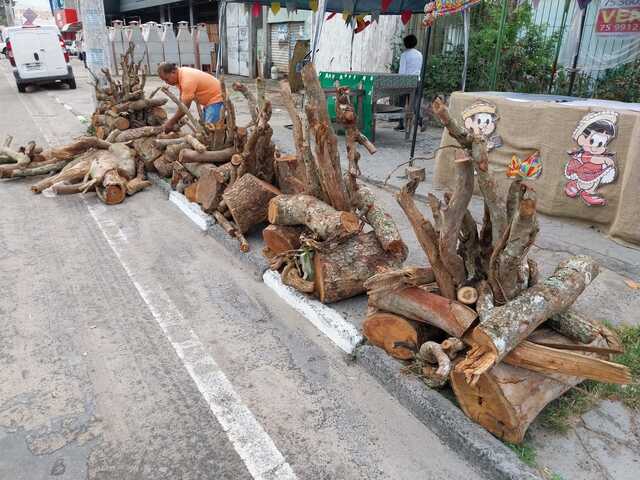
[596,0,640,36]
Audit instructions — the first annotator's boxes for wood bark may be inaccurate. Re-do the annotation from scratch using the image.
[222,173,281,233]
[314,232,402,303]
[457,255,600,383]
[180,147,236,164]
[232,82,258,123]
[451,330,615,443]
[268,194,359,240]
[368,286,477,338]
[397,180,456,300]
[262,225,303,255]
[275,154,306,194]
[114,126,163,142]
[194,165,225,212]
[302,64,351,212]
[364,267,435,297]
[355,185,407,260]
[545,309,602,345]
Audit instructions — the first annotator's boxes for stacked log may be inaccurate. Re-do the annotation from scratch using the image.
[157,78,281,252]
[361,97,631,443]
[90,42,168,140]
[262,65,408,304]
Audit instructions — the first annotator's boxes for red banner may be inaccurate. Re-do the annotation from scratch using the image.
[596,2,640,36]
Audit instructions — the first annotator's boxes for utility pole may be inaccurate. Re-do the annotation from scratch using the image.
[77,0,112,102]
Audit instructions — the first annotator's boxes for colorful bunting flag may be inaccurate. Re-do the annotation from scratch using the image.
[271,1,281,14]
[309,0,318,11]
[252,2,261,17]
[381,0,393,13]
[401,9,411,24]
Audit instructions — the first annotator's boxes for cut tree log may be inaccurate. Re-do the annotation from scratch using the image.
[364,266,435,297]
[268,194,359,240]
[368,286,477,338]
[262,225,303,255]
[363,312,427,360]
[194,165,224,212]
[355,185,407,260]
[222,173,281,233]
[275,154,306,194]
[302,64,351,212]
[0,146,30,165]
[43,137,111,161]
[451,330,618,443]
[457,286,478,305]
[114,126,163,142]
[397,179,456,300]
[282,263,315,293]
[180,147,236,164]
[504,337,631,385]
[451,361,581,444]
[153,155,173,177]
[456,255,600,383]
[545,309,604,345]
[31,150,100,193]
[0,160,68,178]
[314,231,403,303]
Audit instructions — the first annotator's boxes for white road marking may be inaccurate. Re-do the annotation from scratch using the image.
[86,202,297,480]
[4,66,297,479]
[263,270,363,354]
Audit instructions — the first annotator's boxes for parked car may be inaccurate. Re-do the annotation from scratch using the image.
[4,25,76,92]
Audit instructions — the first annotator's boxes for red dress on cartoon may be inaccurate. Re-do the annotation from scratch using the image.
[564,111,618,207]
[564,150,616,206]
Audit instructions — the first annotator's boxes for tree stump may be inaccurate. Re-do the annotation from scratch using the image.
[222,173,281,233]
[314,232,402,303]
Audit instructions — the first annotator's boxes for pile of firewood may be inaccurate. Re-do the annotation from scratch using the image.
[147,77,280,252]
[262,64,409,303]
[362,98,632,443]
[0,133,151,204]
[90,43,169,141]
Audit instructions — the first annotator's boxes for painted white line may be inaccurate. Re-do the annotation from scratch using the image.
[263,270,363,354]
[85,201,297,480]
[63,104,73,111]
[169,190,212,231]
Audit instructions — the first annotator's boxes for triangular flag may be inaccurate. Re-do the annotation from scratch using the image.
[401,10,411,25]
[354,16,371,33]
[531,0,541,7]
[342,11,350,22]
[309,0,318,11]
[252,2,261,17]
[371,10,380,23]
[286,0,298,14]
[342,0,354,15]
[327,12,337,20]
[271,1,281,14]
[381,0,393,13]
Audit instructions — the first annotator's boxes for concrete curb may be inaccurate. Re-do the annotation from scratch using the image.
[150,173,540,479]
[356,346,541,480]
[263,271,363,354]
[148,174,269,280]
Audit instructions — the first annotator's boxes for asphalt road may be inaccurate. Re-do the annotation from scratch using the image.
[0,59,481,480]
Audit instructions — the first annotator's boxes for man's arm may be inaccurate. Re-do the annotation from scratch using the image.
[163,99,193,133]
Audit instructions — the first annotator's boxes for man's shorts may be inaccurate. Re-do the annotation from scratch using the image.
[203,101,224,124]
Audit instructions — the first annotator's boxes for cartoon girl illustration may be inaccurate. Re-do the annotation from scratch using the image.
[564,111,618,206]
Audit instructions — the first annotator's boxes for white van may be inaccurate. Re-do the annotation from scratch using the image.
[5,25,76,92]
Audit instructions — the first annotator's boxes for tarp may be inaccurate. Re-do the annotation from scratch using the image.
[226,0,429,14]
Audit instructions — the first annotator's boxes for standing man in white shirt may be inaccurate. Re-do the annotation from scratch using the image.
[395,34,423,131]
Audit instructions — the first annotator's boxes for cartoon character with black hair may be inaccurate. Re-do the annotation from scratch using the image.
[462,102,503,151]
[564,111,618,206]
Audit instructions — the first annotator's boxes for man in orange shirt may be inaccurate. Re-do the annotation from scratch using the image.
[158,62,224,133]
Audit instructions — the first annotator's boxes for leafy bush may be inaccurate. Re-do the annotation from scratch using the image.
[424,1,559,98]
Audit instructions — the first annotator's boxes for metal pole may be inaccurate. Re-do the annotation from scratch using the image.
[188,0,194,26]
[489,0,508,90]
[568,6,588,96]
[78,0,112,103]
[311,0,327,63]
[548,0,571,93]
[216,0,226,76]
[409,25,432,163]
